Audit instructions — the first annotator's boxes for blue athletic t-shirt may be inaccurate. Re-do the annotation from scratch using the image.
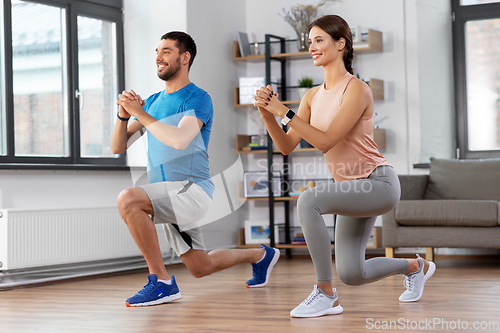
[138,83,214,199]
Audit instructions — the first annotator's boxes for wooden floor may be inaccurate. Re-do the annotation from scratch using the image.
[1,256,500,333]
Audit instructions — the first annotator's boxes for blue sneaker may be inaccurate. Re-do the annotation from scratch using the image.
[246,244,280,288]
[126,274,181,307]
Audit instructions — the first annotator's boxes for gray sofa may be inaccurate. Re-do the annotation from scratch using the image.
[382,157,500,261]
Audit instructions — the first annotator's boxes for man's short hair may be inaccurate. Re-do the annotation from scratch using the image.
[161,31,197,69]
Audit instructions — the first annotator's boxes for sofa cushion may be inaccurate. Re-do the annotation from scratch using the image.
[399,175,428,200]
[394,200,499,227]
[424,158,500,201]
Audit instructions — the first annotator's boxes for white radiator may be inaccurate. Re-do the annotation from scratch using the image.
[0,207,157,271]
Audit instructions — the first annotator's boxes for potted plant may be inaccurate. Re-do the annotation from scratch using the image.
[298,76,314,100]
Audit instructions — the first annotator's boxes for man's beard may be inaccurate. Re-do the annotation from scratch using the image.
[158,57,181,81]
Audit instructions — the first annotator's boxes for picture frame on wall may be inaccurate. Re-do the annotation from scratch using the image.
[350,25,362,43]
[243,171,281,198]
[244,220,279,245]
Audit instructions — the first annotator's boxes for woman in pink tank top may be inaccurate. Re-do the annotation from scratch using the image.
[254,15,435,318]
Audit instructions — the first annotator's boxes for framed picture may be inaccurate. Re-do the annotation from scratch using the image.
[244,220,279,245]
[350,25,362,43]
[244,171,281,198]
[239,76,278,104]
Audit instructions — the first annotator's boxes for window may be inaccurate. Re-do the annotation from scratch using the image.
[77,16,118,158]
[0,0,124,168]
[452,0,500,159]
[12,1,68,157]
[0,1,5,156]
[461,0,500,6]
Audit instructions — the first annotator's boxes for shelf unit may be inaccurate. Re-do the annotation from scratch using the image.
[233,87,301,107]
[235,134,319,204]
[234,78,383,107]
[237,228,334,249]
[232,29,383,61]
[235,134,318,154]
[233,29,384,108]
[237,227,382,250]
[234,31,384,251]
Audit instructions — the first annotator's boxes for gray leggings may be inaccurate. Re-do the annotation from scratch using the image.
[297,165,408,285]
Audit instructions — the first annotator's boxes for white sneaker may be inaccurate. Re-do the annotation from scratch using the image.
[399,254,436,302]
[290,286,344,318]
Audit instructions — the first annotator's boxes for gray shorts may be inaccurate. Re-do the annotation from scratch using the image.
[139,180,212,256]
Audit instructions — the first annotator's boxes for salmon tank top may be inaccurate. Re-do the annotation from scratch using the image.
[309,72,389,182]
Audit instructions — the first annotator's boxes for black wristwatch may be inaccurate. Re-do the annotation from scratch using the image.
[117,112,130,121]
[281,109,296,125]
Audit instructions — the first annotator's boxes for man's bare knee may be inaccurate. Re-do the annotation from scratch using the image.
[117,189,134,219]
[189,267,210,279]
[117,188,152,218]
[118,188,135,206]
[181,250,213,278]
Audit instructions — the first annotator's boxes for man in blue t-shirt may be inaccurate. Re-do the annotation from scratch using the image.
[111,31,280,307]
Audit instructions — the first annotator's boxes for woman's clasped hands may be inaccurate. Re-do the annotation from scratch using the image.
[253,84,289,119]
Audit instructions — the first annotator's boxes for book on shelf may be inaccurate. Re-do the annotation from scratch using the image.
[237,32,251,57]
[290,232,306,245]
[241,146,267,151]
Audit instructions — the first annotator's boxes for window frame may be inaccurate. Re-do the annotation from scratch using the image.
[452,0,500,159]
[0,0,126,169]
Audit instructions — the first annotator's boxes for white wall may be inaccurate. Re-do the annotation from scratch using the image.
[0,0,455,253]
[185,0,248,248]
[123,0,187,98]
[416,0,455,162]
[0,169,132,209]
[122,0,188,168]
[0,0,190,211]
[122,0,248,249]
[242,0,454,174]
[238,0,455,227]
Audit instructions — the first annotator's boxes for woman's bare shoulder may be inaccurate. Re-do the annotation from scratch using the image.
[304,84,322,104]
[348,76,372,97]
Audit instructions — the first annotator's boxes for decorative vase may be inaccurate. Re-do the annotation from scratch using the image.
[298,87,309,100]
[297,31,309,52]
[258,127,267,147]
